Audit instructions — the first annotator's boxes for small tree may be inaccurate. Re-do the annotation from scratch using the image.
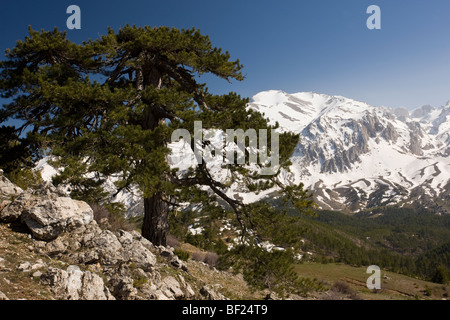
[431,265,449,284]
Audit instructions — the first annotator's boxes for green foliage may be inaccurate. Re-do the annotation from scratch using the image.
[0,125,42,190]
[173,249,190,261]
[0,25,317,292]
[168,210,196,240]
[274,205,450,283]
[221,245,323,296]
[221,245,297,295]
[0,25,313,225]
[416,242,450,282]
[6,167,43,191]
[431,265,449,285]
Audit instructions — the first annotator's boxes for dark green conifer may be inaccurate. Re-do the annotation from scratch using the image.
[0,26,314,252]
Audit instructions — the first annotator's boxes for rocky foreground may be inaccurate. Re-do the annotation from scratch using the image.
[0,170,251,300]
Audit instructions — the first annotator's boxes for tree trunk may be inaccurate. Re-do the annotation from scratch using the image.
[138,65,170,246]
[139,108,170,246]
[142,192,169,246]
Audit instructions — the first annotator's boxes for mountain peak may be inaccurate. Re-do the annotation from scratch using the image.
[248,90,450,213]
[249,91,375,134]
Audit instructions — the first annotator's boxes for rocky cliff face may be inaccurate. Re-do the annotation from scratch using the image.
[0,170,235,300]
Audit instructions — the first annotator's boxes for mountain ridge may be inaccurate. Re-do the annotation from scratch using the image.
[35,90,450,215]
[249,90,450,213]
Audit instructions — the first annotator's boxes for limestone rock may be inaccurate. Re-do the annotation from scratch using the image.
[81,229,123,265]
[43,238,67,257]
[0,174,23,200]
[0,193,36,223]
[160,276,184,299]
[200,285,227,300]
[108,276,137,300]
[0,291,9,300]
[120,231,156,271]
[41,265,114,300]
[17,259,46,272]
[0,200,10,213]
[33,181,67,197]
[21,196,93,241]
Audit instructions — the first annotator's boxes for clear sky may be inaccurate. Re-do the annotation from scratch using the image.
[1,0,450,109]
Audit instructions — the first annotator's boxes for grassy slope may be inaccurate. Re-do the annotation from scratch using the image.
[295,262,448,300]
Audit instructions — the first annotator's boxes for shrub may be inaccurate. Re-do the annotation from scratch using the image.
[190,250,219,267]
[331,281,360,299]
[332,281,353,294]
[431,265,449,284]
[7,167,43,191]
[173,249,190,261]
[203,252,219,267]
[191,251,205,263]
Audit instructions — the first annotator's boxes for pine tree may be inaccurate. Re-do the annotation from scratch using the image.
[0,125,42,189]
[0,26,315,249]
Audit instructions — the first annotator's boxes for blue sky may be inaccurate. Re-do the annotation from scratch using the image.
[1,0,450,109]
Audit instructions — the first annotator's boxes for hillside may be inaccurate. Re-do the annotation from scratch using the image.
[1,169,448,300]
[0,170,265,300]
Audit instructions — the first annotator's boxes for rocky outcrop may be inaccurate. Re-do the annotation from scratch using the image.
[300,113,387,174]
[0,182,93,240]
[21,196,93,241]
[407,122,423,156]
[0,172,226,300]
[41,265,115,300]
[0,169,23,200]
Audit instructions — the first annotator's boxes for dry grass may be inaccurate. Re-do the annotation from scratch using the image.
[166,234,181,249]
[295,262,448,300]
[181,243,219,268]
[185,259,266,300]
[0,224,54,300]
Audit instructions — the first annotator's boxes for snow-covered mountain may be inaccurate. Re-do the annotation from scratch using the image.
[248,90,450,213]
[35,90,450,216]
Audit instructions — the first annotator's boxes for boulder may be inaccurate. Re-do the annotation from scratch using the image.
[43,238,67,256]
[123,243,156,270]
[0,173,23,200]
[160,276,184,299]
[21,196,93,241]
[33,181,67,197]
[17,259,46,272]
[41,265,115,300]
[82,229,123,265]
[0,175,93,240]
[0,193,36,223]
[0,200,10,213]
